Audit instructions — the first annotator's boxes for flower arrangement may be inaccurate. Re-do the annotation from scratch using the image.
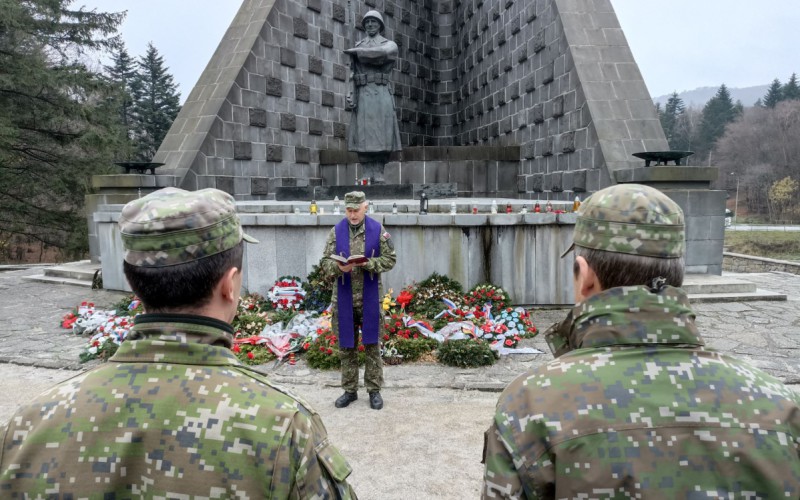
[302,263,334,312]
[62,272,540,367]
[437,338,499,367]
[463,283,511,310]
[267,276,306,310]
[406,273,464,318]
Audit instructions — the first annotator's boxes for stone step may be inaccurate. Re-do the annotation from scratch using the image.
[688,289,787,303]
[22,274,93,288]
[682,274,757,294]
[41,260,99,281]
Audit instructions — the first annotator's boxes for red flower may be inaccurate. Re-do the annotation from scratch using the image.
[326,348,333,355]
[247,351,254,359]
[505,339,513,346]
[358,345,365,352]
[396,290,414,308]
[233,345,241,353]
[303,342,310,350]
[383,334,389,340]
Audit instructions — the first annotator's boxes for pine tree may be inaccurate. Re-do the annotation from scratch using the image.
[104,43,137,159]
[130,43,181,161]
[659,92,686,150]
[0,0,124,257]
[697,84,740,161]
[782,73,800,102]
[763,78,783,108]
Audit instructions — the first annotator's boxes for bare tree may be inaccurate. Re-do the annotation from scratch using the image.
[713,101,800,218]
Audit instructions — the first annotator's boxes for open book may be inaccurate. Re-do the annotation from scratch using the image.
[329,254,369,265]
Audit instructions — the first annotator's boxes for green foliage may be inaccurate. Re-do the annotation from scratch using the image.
[407,273,464,318]
[436,339,498,368]
[232,312,269,338]
[390,337,438,362]
[659,92,686,150]
[232,344,276,366]
[697,84,740,160]
[0,0,125,256]
[303,262,334,312]
[269,308,299,326]
[130,43,181,160]
[783,73,800,102]
[763,78,783,108]
[79,339,119,363]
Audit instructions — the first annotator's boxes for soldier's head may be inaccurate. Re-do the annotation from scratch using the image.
[362,10,385,35]
[562,183,685,301]
[344,191,368,225]
[120,187,257,317]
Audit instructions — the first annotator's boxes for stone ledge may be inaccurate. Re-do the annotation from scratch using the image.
[614,166,718,187]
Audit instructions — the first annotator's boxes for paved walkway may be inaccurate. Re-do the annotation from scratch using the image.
[1,267,798,499]
[0,267,797,386]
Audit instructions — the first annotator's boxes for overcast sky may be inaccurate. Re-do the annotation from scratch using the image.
[78,0,798,101]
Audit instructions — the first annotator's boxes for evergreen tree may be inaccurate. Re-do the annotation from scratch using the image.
[659,92,686,150]
[782,73,800,102]
[697,84,739,161]
[753,98,764,108]
[130,43,181,161]
[104,43,137,159]
[763,78,783,108]
[0,0,124,257]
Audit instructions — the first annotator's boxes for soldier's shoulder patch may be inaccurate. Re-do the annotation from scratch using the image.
[382,231,391,239]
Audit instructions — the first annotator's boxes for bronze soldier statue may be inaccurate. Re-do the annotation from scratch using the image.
[346,10,402,184]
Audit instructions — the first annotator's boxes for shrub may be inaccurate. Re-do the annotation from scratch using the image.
[437,339,498,368]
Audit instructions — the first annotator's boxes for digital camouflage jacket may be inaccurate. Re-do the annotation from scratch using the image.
[0,314,356,499]
[483,286,800,499]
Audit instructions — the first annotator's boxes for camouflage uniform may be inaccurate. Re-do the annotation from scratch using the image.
[1,188,356,498]
[322,194,396,394]
[483,184,800,498]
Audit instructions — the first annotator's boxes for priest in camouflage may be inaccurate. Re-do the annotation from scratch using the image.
[0,187,357,498]
[482,183,800,498]
[322,191,396,410]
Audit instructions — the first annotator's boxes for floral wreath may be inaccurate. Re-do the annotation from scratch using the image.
[267,275,306,310]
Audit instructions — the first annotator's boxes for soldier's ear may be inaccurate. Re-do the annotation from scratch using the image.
[574,256,601,301]
[218,266,240,304]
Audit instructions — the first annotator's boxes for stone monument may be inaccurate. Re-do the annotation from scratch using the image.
[345,10,402,184]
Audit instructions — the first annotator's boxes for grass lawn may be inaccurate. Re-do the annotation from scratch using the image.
[724,231,800,262]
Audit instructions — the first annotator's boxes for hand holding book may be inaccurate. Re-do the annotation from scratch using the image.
[329,254,369,266]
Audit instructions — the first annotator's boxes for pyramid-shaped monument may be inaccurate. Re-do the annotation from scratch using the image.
[153,0,668,199]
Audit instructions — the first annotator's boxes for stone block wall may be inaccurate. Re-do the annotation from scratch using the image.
[153,0,667,202]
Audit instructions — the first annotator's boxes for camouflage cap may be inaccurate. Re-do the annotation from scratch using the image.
[119,187,258,267]
[345,191,367,209]
[562,183,685,258]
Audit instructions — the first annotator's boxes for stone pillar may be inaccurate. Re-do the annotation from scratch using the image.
[85,174,179,263]
[614,166,724,275]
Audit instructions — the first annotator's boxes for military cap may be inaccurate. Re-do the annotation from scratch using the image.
[562,183,685,258]
[119,187,258,267]
[345,191,367,209]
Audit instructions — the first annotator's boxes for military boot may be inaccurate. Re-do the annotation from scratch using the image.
[335,391,358,408]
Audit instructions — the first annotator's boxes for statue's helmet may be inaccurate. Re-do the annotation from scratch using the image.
[362,10,385,32]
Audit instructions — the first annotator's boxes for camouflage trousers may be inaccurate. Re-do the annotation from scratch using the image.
[335,304,384,393]
[340,343,383,393]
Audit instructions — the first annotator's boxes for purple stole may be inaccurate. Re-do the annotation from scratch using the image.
[335,216,381,348]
